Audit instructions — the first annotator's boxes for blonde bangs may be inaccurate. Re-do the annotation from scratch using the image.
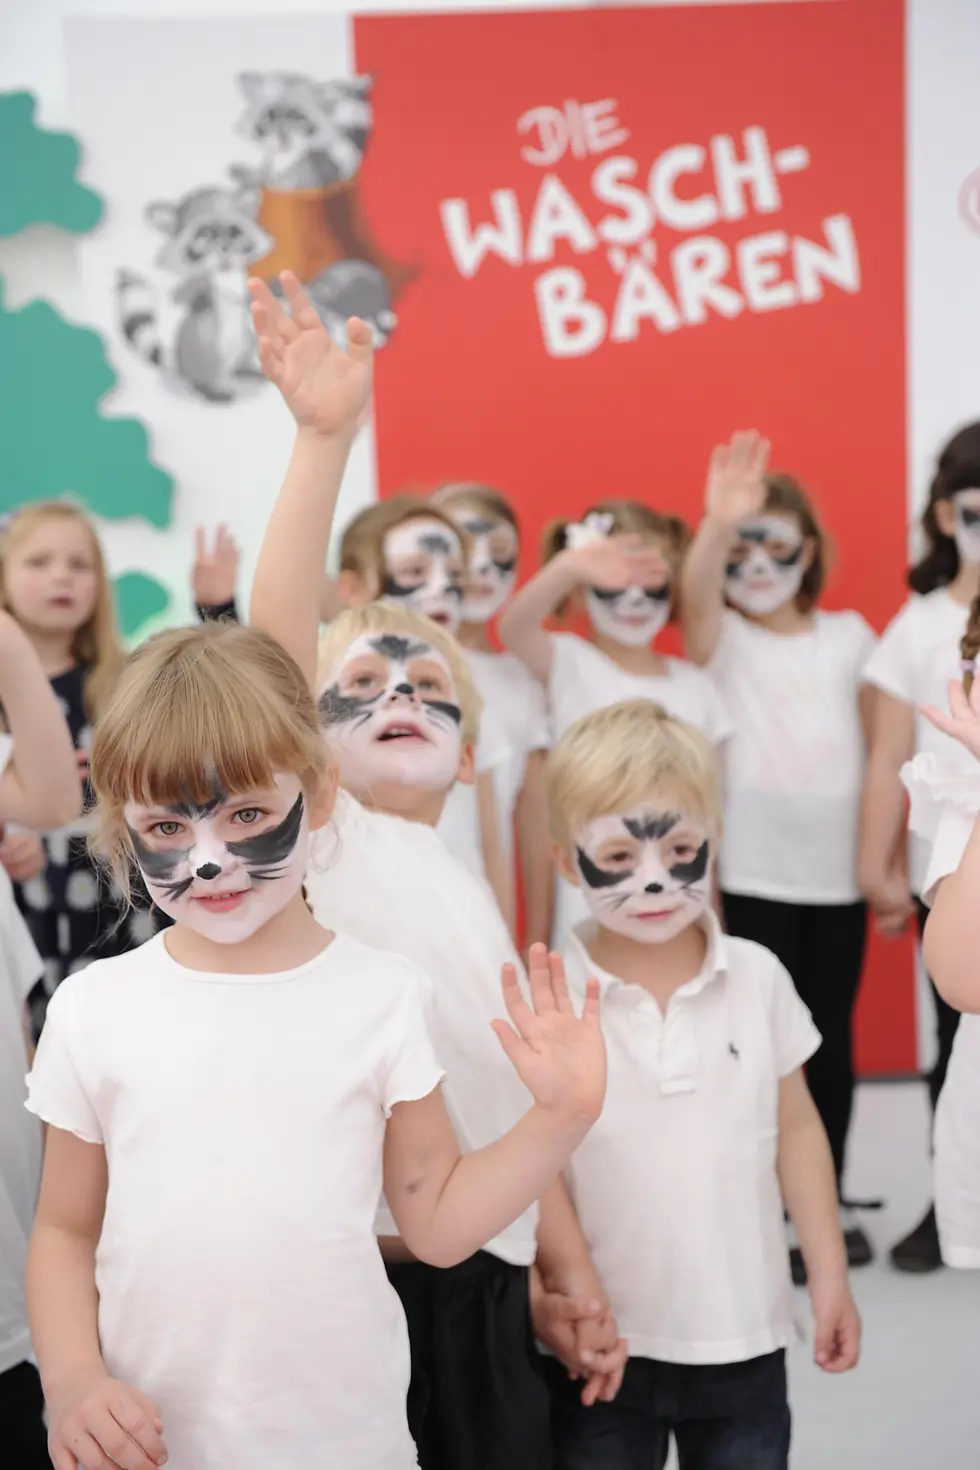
[317,603,482,746]
[544,700,722,849]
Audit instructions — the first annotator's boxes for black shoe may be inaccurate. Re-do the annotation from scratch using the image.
[840,1206,874,1269]
[889,1205,943,1273]
[789,1243,807,1287]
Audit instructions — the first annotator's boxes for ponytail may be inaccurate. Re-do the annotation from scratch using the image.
[961,590,980,696]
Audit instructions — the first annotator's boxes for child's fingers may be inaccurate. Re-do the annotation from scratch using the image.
[70,1429,116,1470]
[524,945,557,1016]
[490,1017,530,1067]
[581,977,601,1026]
[194,525,206,560]
[280,271,322,332]
[499,961,536,1036]
[548,950,574,1014]
[112,1392,167,1464]
[346,316,375,365]
[50,1446,79,1470]
[920,703,955,737]
[947,679,972,719]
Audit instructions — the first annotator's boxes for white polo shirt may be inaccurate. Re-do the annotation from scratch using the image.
[903,753,980,1269]
[562,916,820,1365]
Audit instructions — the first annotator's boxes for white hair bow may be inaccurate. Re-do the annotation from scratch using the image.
[564,512,614,551]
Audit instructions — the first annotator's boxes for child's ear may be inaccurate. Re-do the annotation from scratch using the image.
[307,765,339,832]
[336,568,376,608]
[455,742,476,787]
[552,840,580,887]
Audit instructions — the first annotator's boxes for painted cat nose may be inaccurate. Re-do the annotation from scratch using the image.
[392,683,415,697]
[196,862,222,881]
[644,882,664,894]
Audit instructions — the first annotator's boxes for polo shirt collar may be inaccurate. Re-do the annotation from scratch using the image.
[568,908,729,1001]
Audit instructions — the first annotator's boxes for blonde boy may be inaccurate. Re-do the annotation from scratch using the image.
[542,699,860,1470]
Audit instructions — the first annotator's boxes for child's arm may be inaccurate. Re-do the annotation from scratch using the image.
[249,274,373,687]
[27,1127,168,1470]
[679,431,770,666]
[858,689,915,932]
[498,539,666,683]
[516,750,554,950]
[383,948,603,1270]
[477,770,514,932]
[920,678,980,1010]
[0,611,79,831]
[777,1069,860,1373]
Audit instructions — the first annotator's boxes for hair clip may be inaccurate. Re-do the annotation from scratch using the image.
[962,658,977,675]
[564,511,615,551]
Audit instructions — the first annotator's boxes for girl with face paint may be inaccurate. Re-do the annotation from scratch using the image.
[681,433,881,1278]
[334,495,515,929]
[26,279,609,1470]
[859,419,980,1275]
[540,700,859,1470]
[432,483,555,949]
[499,499,733,952]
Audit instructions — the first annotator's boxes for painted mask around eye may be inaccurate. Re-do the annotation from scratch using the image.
[725,516,806,616]
[125,772,309,945]
[574,807,713,944]
[453,512,518,623]
[953,490,980,566]
[381,519,464,635]
[318,631,463,797]
[586,583,671,647]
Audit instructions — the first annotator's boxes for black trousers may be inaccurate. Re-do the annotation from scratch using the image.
[916,900,961,1112]
[720,894,867,1185]
[545,1350,790,1470]
[0,1360,51,1470]
[386,1251,550,1470]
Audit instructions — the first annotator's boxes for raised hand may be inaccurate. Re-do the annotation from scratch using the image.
[48,1373,167,1470]
[249,272,373,438]
[705,430,770,528]
[567,534,668,593]
[192,523,240,608]
[492,945,605,1124]
[923,678,980,764]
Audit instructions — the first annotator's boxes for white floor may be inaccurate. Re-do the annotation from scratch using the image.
[660,1081,980,1467]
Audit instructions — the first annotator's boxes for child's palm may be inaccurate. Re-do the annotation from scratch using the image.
[574,536,666,592]
[492,947,605,1121]
[249,272,373,436]
[705,431,770,526]
[923,678,980,762]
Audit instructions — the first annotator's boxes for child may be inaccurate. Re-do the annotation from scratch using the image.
[334,495,514,927]
[247,276,624,1468]
[542,699,860,1470]
[433,482,553,946]
[499,501,731,948]
[0,607,79,1469]
[681,432,877,1275]
[900,660,980,1269]
[860,420,980,1271]
[24,294,607,1470]
[0,503,161,1034]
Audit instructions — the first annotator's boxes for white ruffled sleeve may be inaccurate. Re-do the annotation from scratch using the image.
[901,752,980,907]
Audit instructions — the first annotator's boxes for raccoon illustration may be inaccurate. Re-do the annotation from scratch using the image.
[234,71,373,190]
[116,184,273,403]
[299,260,397,349]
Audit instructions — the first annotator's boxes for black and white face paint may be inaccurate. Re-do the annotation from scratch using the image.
[381,519,464,634]
[318,632,463,796]
[125,773,309,944]
[586,583,671,647]
[574,807,712,944]
[953,490,980,566]
[725,516,806,616]
[451,511,518,623]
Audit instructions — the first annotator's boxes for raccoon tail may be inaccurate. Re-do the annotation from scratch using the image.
[116,269,163,367]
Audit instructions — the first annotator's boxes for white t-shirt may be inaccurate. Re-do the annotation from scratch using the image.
[307,791,537,1266]
[863,589,974,896]
[710,609,876,903]
[436,697,510,882]
[26,931,443,1470]
[562,915,820,1364]
[465,649,551,867]
[548,634,733,948]
[0,868,43,1376]
[903,754,980,1267]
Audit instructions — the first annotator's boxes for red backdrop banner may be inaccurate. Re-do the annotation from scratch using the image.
[354,0,910,1075]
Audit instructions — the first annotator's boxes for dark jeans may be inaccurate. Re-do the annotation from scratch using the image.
[0,1360,51,1470]
[916,900,961,1111]
[545,1350,790,1470]
[721,893,867,1185]
[387,1250,550,1470]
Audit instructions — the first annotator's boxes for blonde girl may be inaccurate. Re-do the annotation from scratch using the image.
[0,504,163,1031]
[432,482,553,946]
[499,497,730,948]
[24,280,606,1470]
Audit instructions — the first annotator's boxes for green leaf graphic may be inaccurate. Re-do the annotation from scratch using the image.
[113,571,171,641]
[0,91,103,238]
